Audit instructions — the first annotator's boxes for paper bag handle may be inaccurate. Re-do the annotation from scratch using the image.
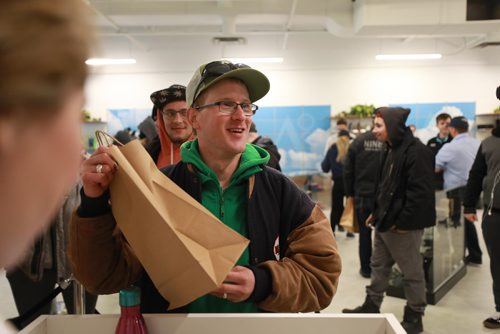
[95,130,125,147]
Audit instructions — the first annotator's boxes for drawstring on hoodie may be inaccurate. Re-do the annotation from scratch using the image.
[170,142,174,165]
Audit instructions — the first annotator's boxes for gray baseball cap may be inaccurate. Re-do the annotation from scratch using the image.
[186,60,270,107]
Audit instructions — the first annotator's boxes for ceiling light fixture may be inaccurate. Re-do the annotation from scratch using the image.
[226,57,284,64]
[85,58,137,66]
[375,53,442,60]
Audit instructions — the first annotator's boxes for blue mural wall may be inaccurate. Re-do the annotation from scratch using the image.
[108,105,332,176]
[253,105,331,176]
[389,102,476,144]
[107,108,150,136]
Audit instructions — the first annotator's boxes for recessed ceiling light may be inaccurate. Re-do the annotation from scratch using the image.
[85,58,137,66]
[375,54,442,60]
[225,57,284,64]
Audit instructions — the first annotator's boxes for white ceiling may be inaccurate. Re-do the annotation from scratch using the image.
[87,0,500,74]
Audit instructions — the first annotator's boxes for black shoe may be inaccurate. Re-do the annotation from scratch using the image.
[400,306,423,334]
[359,269,371,278]
[346,232,355,238]
[338,226,345,232]
[484,315,500,329]
[342,296,380,313]
[465,255,482,267]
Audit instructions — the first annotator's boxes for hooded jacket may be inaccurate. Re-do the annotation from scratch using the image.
[147,111,195,169]
[464,125,500,213]
[372,107,436,232]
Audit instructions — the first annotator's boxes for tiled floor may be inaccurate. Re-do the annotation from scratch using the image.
[0,214,497,333]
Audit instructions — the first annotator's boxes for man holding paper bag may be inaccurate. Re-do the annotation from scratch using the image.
[69,60,341,313]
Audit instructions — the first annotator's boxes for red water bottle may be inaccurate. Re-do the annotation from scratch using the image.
[115,286,148,334]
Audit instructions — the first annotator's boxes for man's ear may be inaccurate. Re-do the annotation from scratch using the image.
[187,108,200,129]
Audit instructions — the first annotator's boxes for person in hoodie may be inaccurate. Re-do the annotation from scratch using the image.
[463,86,500,329]
[343,107,435,334]
[69,60,341,314]
[343,129,384,278]
[147,84,195,168]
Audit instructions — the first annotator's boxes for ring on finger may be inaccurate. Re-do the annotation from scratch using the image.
[96,164,103,174]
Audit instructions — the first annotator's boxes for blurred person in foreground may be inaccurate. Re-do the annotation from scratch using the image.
[343,107,435,334]
[0,0,94,331]
[147,85,195,168]
[69,60,341,313]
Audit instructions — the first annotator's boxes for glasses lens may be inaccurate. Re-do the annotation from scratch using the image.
[163,109,187,119]
[217,101,256,116]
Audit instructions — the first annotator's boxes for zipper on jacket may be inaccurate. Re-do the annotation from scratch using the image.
[220,194,225,218]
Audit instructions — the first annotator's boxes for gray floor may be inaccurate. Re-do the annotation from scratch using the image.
[0,215,496,333]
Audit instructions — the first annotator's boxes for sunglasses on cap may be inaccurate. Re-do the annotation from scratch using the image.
[192,61,250,104]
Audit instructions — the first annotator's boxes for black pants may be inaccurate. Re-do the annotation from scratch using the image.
[354,196,374,274]
[482,210,500,311]
[447,187,482,262]
[7,268,98,328]
[330,177,345,233]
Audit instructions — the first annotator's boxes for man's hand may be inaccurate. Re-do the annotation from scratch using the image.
[210,266,255,303]
[81,146,118,198]
[365,214,374,228]
[464,213,478,222]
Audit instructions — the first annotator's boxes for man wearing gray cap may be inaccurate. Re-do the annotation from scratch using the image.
[69,60,340,314]
[436,116,482,266]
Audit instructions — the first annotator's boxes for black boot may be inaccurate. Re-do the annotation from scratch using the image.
[342,295,380,313]
[401,306,423,334]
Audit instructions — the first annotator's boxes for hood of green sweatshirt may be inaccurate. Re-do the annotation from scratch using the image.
[180,139,270,184]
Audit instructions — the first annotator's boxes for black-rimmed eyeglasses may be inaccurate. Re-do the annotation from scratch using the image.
[194,101,258,116]
[160,108,188,120]
[192,61,250,105]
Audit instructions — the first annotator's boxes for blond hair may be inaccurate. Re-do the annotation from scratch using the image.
[335,135,350,163]
[0,0,94,118]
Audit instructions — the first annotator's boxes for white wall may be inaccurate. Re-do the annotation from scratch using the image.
[85,64,500,121]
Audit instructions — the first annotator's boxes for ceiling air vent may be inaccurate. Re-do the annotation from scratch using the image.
[212,37,246,45]
[475,41,500,48]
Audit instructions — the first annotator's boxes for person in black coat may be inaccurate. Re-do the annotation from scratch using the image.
[343,107,436,334]
[321,130,353,237]
[463,86,500,329]
[247,122,282,171]
[344,130,383,278]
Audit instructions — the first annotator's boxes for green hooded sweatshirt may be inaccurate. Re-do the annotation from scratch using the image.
[180,139,270,313]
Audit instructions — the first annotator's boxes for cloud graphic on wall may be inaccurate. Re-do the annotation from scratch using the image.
[288,149,321,167]
[415,105,472,144]
[278,148,287,167]
[106,111,125,136]
[306,128,330,149]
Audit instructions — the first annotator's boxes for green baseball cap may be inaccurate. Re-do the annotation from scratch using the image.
[186,60,270,107]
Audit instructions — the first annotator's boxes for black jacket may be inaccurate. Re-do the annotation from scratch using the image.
[145,137,161,164]
[373,107,436,232]
[464,125,500,213]
[321,144,344,180]
[426,134,452,156]
[251,136,281,171]
[343,131,383,198]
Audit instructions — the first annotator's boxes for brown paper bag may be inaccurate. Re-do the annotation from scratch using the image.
[339,197,359,233]
[99,133,249,310]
